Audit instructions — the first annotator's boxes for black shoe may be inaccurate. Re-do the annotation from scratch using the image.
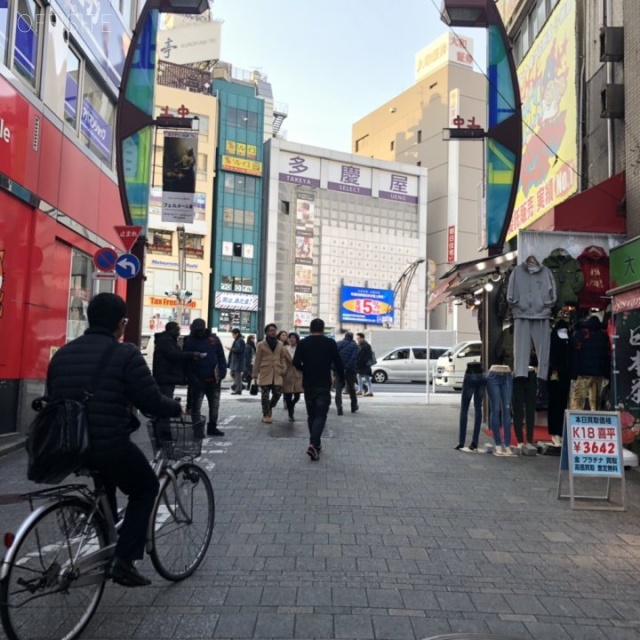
[207,427,225,437]
[107,556,151,587]
[468,443,478,451]
[306,444,319,461]
[454,444,464,450]
[351,405,359,413]
[288,412,295,422]
[337,408,344,416]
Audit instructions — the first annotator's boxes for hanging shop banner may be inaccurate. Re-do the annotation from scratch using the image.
[614,310,640,442]
[327,161,372,196]
[161,131,197,223]
[610,236,640,290]
[373,170,419,204]
[214,291,259,311]
[221,155,263,176]
[294,197,315,325]
[508,0,578,238]
[340,286,395,325]
[157,21,221,65]
[278,152,321,187]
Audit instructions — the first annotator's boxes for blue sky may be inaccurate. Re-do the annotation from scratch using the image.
[211,0,486,152]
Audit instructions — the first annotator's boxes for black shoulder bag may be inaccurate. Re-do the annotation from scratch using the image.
[27,342,119,484]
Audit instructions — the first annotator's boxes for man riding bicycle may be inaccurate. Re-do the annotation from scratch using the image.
[46,293,181,587]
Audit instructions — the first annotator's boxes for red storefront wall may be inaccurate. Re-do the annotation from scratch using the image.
[0,76,126,432]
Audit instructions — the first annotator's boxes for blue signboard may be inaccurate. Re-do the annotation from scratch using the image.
[340,286,394,325]
[115,253,141,279]
[80,99,113,164]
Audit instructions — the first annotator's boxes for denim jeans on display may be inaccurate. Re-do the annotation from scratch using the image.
[486,371,513,447]
[458,372,486,447]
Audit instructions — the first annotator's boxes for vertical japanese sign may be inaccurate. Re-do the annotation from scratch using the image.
[614,309,640,442]
[447,225,456,263]
[508,0,577,238]
[294,197,315,326]
[162,131,198,223]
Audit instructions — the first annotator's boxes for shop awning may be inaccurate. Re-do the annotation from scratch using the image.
[427,250,518,311]
[527,172,626,235]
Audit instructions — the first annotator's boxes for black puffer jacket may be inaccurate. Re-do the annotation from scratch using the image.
[356,340,373,376]
[47,328,181,458]
[152,331,193,385]
[570,316,611,379]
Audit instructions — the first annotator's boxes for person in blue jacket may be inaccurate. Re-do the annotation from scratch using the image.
[183,318,227,436]
[334,331,359,415]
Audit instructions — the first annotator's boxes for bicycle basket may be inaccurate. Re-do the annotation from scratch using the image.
[147,415,205,460]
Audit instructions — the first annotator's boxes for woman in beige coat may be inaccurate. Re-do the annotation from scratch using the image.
[282,332,303,421]
[252,323,287,423]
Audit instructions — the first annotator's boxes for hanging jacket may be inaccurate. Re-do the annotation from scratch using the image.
[548,321,571,382]
[570,315,610,379]
[507,261,557,320]
[542,248,584,312]
[577,245,610,310]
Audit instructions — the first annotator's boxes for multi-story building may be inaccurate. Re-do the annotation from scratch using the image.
[352,33,486,342]
[263,139,428,335]
[0,0,138,432]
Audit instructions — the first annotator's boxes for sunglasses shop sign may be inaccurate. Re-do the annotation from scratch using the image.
[92,226,143,280]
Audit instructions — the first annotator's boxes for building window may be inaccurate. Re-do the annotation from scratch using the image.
[197,152,207,180]
[119,0,133,28]
[197,114,209,140]
[226,107,259,132]
[223,174,258,197]
[13,0,43,88]
[148,270,203,299]
[148,229,173,254]
[233,242,242,257]
[184,233,204,258]
[67,250,92,343]
[221,276,253,292]
[280,200,290,215]
[223,207,255,227]
[390,140,394,151]
[417,130,422,143]
[80,66,115,165]
[64,46,81,129]
[416,161,421,167]
[219,310,252,333]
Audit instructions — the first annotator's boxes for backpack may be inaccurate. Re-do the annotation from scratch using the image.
[27,343,118,484]
[367,351,377,367]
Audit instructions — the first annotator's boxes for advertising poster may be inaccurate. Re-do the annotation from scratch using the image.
[162,131,198,223]
[340,286,395,325]
[508,0,577,238]
[294,198,315,325]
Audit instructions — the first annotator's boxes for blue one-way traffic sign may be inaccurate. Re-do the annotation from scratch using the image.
[115,253,141,279]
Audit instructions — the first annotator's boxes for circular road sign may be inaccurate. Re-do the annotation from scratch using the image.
[115,253,141,279]
[93,248,118,272]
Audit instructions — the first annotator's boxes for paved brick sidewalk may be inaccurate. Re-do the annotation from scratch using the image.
[2,394,640,640]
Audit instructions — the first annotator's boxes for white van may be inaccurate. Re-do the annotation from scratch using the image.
[434,341,482,390]
[371,346,449,384]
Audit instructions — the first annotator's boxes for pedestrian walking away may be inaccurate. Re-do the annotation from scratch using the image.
[253,323,287,423]
[355,332,374,396]
[226,327,246,395]
[334,331,359,415]
[183,319,227,436]
[293,318,345,461]
[282,332,303,421]
[152,321,202,399]
[46,293,181,587]
[243,334,257,389]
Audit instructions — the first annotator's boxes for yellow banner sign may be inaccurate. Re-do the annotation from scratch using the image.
[508,0,577,239]
[221,155,263,177]
[225,140,258,159]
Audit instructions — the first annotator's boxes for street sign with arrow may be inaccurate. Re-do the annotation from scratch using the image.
[115,253,141,279]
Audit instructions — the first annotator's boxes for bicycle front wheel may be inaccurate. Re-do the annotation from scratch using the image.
[150,462,214,581]
[0,498,108,640]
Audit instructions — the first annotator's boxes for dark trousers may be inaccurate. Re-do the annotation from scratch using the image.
[548,377,571,436]
[158,384,175,399]
[284,392,301,416]
[304,387,331,448]
[260,385,282,417]
[335,371,358,412]
[192,379,221,428]
[91,442,159,561]
[458,372,486,447]
[231,369,243,393]
[513,371,537,443]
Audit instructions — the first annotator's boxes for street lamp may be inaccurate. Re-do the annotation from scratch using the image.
[393,258,425,330]
[441,0,488,26]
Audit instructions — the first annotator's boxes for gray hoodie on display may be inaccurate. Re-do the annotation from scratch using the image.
[507,260,557,320]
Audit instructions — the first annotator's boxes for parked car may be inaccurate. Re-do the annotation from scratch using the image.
[434,341,482,390]
[371,346,449,383]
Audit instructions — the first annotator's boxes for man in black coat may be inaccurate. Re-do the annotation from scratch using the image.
[47,293,181,588]
[152,321,201,399]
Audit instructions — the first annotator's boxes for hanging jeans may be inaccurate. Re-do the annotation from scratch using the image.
[486,371,513,447]
[513,318,551,379]
[512,370,536,444]
[457,372,486,447]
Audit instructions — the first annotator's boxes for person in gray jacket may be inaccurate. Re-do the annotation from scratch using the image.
[506,256,556,380]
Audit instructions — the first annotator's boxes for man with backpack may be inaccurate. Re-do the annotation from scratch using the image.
[334,331,359,415]
[46,293,181,587]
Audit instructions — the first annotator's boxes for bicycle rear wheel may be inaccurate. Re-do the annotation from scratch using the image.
[150,462,214,581]
[0,498,108,640]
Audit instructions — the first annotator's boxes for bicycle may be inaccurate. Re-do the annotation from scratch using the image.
[0,413,215,640]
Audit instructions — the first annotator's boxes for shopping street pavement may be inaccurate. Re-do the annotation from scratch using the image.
[2,391,640,640]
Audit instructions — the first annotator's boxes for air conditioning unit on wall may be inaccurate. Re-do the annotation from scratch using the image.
[601,84,625,119]
[600,26,624,62]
